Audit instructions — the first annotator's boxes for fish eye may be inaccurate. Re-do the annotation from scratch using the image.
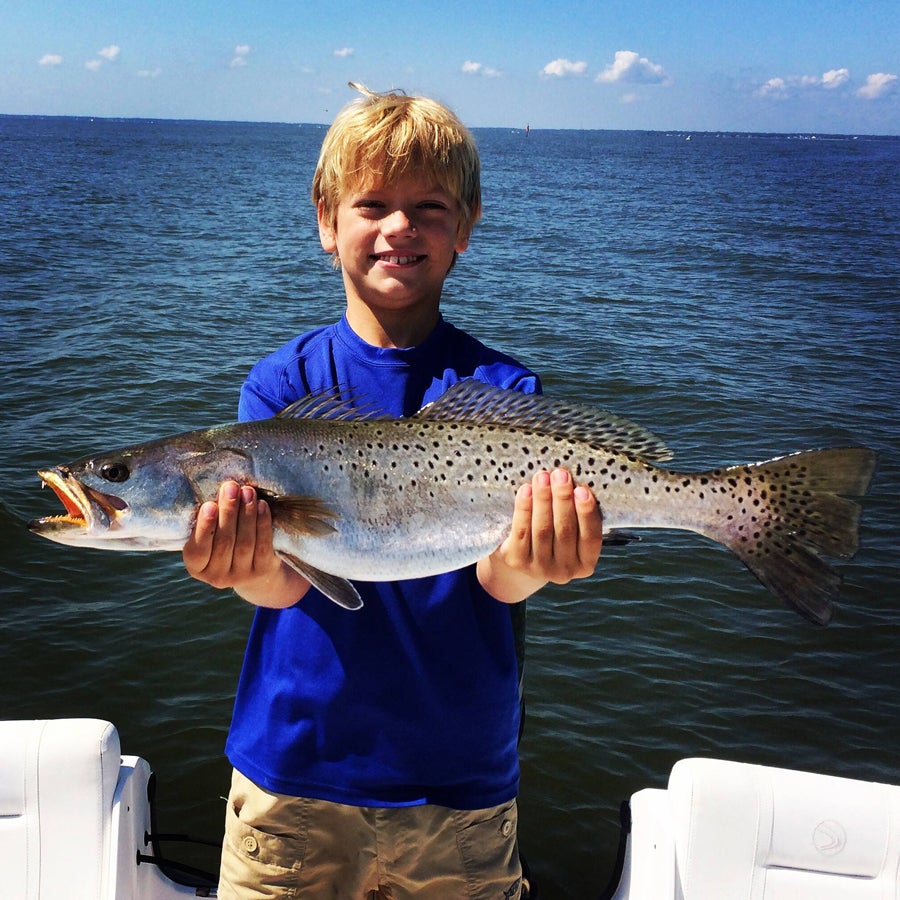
[99,462,130,483]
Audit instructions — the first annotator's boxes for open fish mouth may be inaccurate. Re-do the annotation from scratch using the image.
[30,467,128,533]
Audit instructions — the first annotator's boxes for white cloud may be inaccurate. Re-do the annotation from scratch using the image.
[757,66,899,103]
[231,45,250,67]
[822,68,850,90]
[333,47,354,58]
[541,58,587,78]
[757,77,788,98]
[757,68,861,98]
[137,67,162,79]
[857,72,898,100]
[462,60,501,77]
[84,44,120,71]
[38,54,63,67]
[597,50,671,86]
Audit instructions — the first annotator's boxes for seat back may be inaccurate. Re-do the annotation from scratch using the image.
[0,719,121,900]
[668,757,900,899]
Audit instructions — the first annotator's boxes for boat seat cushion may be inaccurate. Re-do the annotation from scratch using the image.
[668,757,900,899]
[0,718,121,900]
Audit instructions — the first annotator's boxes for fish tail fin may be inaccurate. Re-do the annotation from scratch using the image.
[710,448,877,625]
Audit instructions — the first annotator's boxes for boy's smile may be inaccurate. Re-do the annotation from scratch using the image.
[318,174,470,347]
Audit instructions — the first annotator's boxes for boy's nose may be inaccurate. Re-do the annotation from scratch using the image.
[382,209,417,236]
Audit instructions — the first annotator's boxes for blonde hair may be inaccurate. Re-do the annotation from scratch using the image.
[312,83,482,238]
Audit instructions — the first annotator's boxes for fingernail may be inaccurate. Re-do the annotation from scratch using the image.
[222,482,239,500]
[574,486,591,502]
[241,486,255,504]
[201,501,218,520]
[535,471,551,487]
[551,468,569,485]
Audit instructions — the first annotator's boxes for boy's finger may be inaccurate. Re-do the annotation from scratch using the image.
[252,499,277,570]
[230,486,260,571]
[530,470,557,570]
[183,500,218,570]
[211,481,241,547]
[503,482,535,567]
[573,485,604,572]
[548,468,579,569]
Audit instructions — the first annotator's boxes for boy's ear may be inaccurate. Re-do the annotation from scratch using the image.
[317,199,337,253]
[455,227,471,255]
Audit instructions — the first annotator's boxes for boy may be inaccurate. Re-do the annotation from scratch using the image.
[183,85,603,899]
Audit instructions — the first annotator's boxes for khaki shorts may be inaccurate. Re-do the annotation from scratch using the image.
[218,769,524,899]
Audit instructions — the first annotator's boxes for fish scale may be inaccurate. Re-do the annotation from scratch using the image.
[29,380,877,624]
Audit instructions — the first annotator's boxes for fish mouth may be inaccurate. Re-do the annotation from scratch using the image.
[29,467,128,535]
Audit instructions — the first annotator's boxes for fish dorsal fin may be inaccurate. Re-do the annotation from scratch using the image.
[277,387,387,422]
[415,380,673,462]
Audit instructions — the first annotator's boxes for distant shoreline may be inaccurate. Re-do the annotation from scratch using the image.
[1,112,897,141]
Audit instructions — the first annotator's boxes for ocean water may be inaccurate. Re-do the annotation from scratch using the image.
[1,116,898,897]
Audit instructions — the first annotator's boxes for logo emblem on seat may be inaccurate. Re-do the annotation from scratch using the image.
[813,820,847,856]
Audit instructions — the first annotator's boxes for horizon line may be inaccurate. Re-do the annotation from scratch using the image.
[1,111,898,140]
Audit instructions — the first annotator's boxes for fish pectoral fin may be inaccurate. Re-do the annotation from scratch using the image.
[278,552,363,610]
[258,491,339,537]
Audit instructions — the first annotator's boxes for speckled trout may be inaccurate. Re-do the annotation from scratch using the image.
[29,381,876,624]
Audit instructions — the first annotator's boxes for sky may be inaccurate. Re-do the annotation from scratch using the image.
[4,0,898,135]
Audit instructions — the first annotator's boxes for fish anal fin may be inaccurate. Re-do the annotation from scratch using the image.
[278,551,363,610]
[602,529,643,547]
[257,489,339,537]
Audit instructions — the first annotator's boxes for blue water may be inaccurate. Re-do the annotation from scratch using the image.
[1,116,898,897]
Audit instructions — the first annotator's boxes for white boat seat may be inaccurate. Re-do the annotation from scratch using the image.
[608,757,900,899]
[0,718,121,900]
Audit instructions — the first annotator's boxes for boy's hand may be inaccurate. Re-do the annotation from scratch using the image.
[477,468,603,604]
[182,482,309,608]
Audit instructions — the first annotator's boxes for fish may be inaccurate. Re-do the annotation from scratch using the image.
[29,380,877,625]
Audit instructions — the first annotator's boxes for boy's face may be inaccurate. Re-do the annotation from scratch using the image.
[318,173,470,326]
